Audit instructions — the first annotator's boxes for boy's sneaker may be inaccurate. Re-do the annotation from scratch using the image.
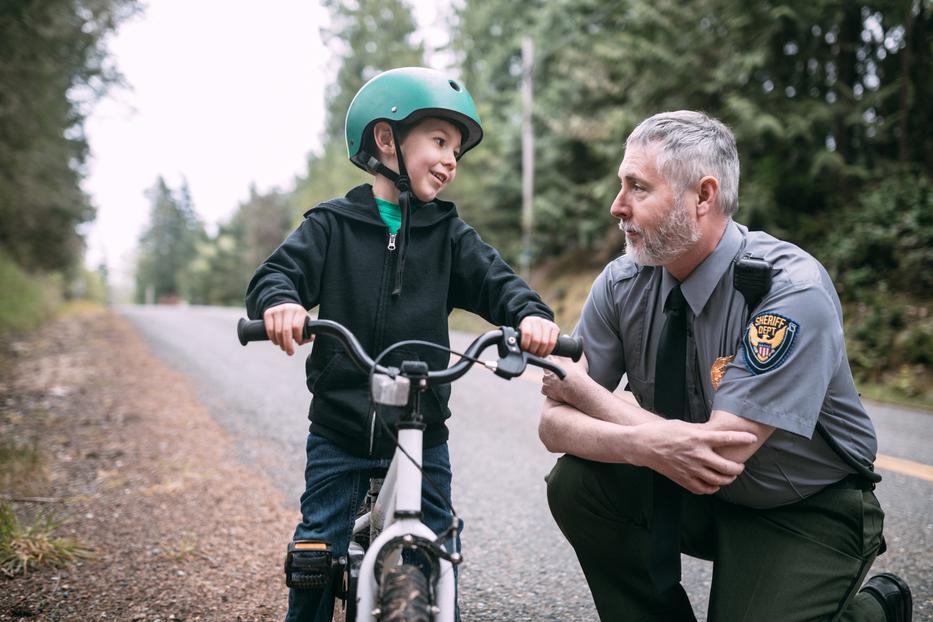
[860,573,912,622]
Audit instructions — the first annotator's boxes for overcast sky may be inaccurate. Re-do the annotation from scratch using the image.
[83,0,449,289]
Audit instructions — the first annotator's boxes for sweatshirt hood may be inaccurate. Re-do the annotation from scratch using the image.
[304,184,458,228]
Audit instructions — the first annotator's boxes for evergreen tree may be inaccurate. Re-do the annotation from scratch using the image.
[448,0,931,257]
[184,186,293,306]
[291,0,424,214]
[445,0,548,262]
[320,0,425,143]
[0,0,139,272]
[446,0,931,396]
[135,177,204,303]
[235,185,294,271]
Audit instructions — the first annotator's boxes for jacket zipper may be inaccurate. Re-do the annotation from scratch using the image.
[368,230,397,456]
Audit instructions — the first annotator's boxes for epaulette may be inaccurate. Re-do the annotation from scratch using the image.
[608,256,642,283]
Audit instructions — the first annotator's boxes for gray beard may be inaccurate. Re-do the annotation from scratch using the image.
[621,198,700,266]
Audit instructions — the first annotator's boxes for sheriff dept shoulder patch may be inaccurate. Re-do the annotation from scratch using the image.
[743,311,799,374]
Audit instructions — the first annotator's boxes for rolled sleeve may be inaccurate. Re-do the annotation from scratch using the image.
[713,283,843,438]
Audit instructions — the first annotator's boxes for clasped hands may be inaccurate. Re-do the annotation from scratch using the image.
[541,355,756,495]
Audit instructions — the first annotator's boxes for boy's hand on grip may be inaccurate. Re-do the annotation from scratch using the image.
[519,316,560,358]
[263,303,314,356]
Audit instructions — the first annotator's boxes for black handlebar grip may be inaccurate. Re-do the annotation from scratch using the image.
[238,318,269,345]
[552,335,584,362]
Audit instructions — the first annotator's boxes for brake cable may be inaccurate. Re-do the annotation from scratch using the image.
[366,338,490,550]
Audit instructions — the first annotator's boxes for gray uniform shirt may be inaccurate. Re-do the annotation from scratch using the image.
[575,220,877,509]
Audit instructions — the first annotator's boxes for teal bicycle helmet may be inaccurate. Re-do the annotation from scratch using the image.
[345,67,483,175]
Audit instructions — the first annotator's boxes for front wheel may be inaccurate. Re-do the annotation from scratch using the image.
[379,564,432,622]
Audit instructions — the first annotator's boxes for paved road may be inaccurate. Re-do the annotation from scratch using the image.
[120,305,932,621]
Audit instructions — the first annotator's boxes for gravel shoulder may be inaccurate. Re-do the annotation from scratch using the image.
[0,306,294,621]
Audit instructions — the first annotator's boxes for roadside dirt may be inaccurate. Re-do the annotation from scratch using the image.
[0,306,295,621]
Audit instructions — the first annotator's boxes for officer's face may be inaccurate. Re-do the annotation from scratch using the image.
[610,143,700,266]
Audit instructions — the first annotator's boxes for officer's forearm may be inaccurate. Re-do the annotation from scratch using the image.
[563,380,660,427]
[610,390,662,425]
[705,409,774,464]
[538,400,642,462]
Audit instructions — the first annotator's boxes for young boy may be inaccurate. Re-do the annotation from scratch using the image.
[245,67,560,621]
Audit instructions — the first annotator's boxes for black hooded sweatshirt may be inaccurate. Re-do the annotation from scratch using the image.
[245,184,554,458]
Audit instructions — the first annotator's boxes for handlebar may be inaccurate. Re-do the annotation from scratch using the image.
[237,317,583,382]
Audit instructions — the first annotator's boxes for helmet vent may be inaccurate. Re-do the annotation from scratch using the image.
[449,80,461,92]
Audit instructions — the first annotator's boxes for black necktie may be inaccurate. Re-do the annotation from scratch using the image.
[649,284,687,593]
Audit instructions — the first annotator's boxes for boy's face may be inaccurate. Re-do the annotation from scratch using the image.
[398,118,462,202]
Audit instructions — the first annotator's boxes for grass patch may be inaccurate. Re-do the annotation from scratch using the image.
[58,299,105,317]
[0,503,94,576]
[859,381,933,412]
[0,438,47,495]
[0,253,61,335]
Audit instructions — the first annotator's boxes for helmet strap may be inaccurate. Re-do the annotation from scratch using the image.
[389,123,411,297]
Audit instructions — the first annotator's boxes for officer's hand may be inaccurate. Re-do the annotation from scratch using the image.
[635,419,757,495]
[541,354,590,408]
[263,303,314,356]
[519,316,560,357]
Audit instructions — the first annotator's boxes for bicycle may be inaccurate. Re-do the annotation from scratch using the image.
[237,317,582,622]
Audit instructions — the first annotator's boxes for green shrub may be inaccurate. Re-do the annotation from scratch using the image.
[0,254,61,334]
[822,171,933,300]
[820,170,933,405]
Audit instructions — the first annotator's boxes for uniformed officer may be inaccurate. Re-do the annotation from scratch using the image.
[539,110,912,621]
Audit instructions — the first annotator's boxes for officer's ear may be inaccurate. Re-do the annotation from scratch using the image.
[696,176,719,218]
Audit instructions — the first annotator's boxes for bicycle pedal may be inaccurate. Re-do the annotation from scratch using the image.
[285,541,338,590]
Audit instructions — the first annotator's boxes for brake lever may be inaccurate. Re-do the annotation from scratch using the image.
[491,326,571,380]
[491,326,527,379]
[492,350,527,379]
[526,354,567,380]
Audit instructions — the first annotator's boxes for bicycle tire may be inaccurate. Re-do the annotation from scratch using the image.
[379,564,431,622]
[332,597,353,622]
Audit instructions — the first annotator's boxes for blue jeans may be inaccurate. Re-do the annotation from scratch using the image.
[285,434,460,622]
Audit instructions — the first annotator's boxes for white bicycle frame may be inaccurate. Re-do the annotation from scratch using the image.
[352,425,456,622]
[236,318,578,622]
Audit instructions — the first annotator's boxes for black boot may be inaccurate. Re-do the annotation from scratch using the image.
[860,573,912,622]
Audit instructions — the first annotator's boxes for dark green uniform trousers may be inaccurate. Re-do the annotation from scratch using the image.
[547,455,886,622]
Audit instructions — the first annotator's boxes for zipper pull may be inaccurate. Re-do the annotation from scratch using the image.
[387,233,397,251]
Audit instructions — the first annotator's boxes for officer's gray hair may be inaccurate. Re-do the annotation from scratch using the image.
[626,111,740,217]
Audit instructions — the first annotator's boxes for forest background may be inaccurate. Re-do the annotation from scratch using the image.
[1,0,930,406]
